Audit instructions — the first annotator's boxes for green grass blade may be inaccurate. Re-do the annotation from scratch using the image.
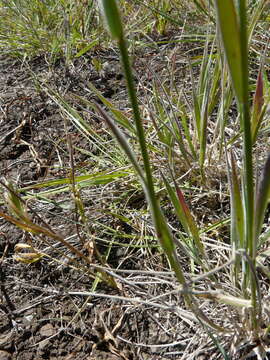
[254,153,270,246]
[215,0,254,253]
[74,40,99,58]
[251,68,264,143]
[162,175,206,261]
[228,152,245,249]
[193,0,214,21]
[214,0,243,104]
[132,0,184,27]
[174,181,205,257]
[94,102,146,183]
[84,83,137,134]
[189,60,202,142]
[176,100,197,159]
[20,170,129,191]
[226,151,244,287]
[248,0,269,45]
[162,176,190,237]
[98,0,123,40]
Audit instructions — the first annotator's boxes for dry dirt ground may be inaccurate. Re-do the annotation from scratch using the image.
[0,37,235,360]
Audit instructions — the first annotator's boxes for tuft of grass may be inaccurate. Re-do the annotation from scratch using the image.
[1,0,270,357]
[97,0,270,344]
[0,0,101,59]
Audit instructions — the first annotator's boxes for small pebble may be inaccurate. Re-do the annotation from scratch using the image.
[40,323,54,337]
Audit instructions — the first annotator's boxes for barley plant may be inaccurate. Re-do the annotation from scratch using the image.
[0,0,270,358]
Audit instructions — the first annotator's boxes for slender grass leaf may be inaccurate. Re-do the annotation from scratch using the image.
[248,0,269,45]
[229,152,244,249]
[20,171,129,191]
[4,181,30,222]
[193,0,215,22]
[208,55,222,116]
[162,175,190,237]
[195,290,252,308]
[226,150,244,287]
[254,153,270,246]
[82,83,136,134]
[99,0,123,40]
[162,175,208,267]
[251,69,264,143]
[75,40,99,58]
[174,181,205,257]
[94,102,146,183]
[214,0,243,104]
[132,0,184,27]
[189,60,201,142]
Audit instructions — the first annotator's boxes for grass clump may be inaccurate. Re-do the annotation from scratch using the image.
[0,0,103,59]
[96,0,270,352]
[0,0,192,60]
[1,0,270,358]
